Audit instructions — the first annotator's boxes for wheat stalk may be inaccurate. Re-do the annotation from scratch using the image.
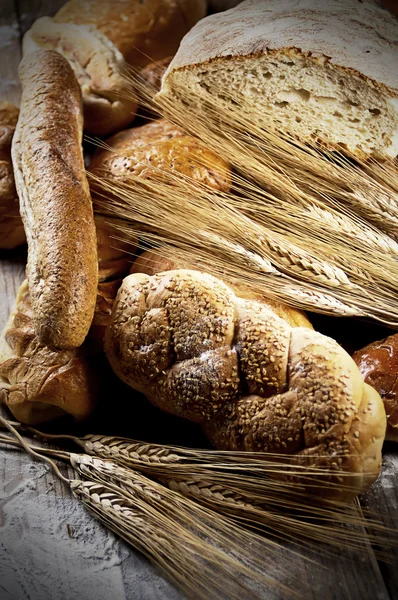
[0,420,303,600]
[109,71,398,325]
[3,422,395,559]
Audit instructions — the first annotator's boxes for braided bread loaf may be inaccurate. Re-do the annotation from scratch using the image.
[105,268,386,499]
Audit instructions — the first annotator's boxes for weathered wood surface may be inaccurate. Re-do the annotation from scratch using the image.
[0,2,397,600]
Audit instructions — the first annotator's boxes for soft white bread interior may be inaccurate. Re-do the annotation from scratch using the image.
[159,0,398,159]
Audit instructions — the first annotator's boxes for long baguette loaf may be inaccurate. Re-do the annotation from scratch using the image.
[105,268,386,500]
[159,0,398,159]
[12,50,98,349]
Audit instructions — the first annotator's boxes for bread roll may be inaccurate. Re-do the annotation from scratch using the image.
[0,102,25,249]
[353,333,398,442]
[0,222,134,425]
[159,0,398,159]
[105,269,386,500]
[12,50,98,349]
[54,0,207,67]
[88,119,231,193]
[23,18,137,136]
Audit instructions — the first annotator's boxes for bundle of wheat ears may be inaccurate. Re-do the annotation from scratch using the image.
[92,72,398,326]
[0,416,396,600]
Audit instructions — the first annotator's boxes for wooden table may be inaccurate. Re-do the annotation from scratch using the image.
[0,2,397,599]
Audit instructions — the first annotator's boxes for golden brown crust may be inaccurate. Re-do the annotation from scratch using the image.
[54,0,207,67]
[89,119,231,193]
[0,102,25,249]
[23,18,137,137]
[105,269,386,499]
[130,249,312,329]
[0,281,101,425]
[0,222,134,425]
[353,333,398,442]
[12,50,98,350]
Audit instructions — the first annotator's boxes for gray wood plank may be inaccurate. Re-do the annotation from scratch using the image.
[0,0,22,105]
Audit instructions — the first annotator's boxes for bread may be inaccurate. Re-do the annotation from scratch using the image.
[353,333,398,442]
[88,119,231,193]
[130,249,312,329]
[23,18,137,136]
[54,0,207,67]
[159,0,398,159]
[105,269,386,500]
[12,50,98,349]
[0,102,25,249]
[0,222,134,425]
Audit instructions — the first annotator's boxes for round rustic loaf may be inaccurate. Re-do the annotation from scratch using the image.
[353,333,398,442]
[159,0,398,158]
[54,0,207,67]
[105,269,386,500]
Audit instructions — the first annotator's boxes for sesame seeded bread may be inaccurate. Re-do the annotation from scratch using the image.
[105,270,386,500]
[159,0,398,159]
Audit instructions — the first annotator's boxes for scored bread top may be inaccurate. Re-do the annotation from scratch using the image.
[164,0,398,95]
[12,50,98,349]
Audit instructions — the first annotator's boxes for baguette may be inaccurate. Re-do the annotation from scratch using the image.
[159,0,398,159]
[105,268,386,500]
[0,102,25,249]
[12,50,98,349]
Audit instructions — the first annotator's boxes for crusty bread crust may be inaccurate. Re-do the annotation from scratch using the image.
[353,333,398,442]
[12,50,98,350]
[0,222,135,425]
[88,119,231,192]
[160,0,398,158]
[106,269,386,499]
[23,18,137,136]
[0,102,25,249]
[131,249,312,329]
[164,0,398,94]
[54,0,207,67]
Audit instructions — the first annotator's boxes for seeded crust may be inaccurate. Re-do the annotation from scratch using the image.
[88,119,231,193]
[105,270,386,499]
[130,249,311,329]
[0,102,25,249]
[353,333,398,442]
[0,222,134,425]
